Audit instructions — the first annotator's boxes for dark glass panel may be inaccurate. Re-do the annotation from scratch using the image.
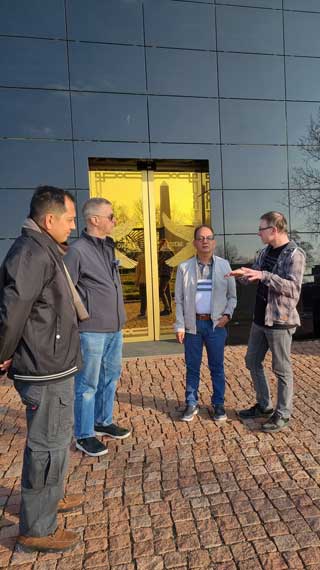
[217,5,283,54]
[284,0,320,12]
[224,189,289,234]
[211,190,224,235]
[71,93,148,142]
[287,102,320,146]
[144,1,215,49]
[149,97,219,143]
[284,11,320,56]
[150,145,222,189]
[76,189,90,234]
[146,48,217,97]
[74,141,150,188]
[0,140,75,188]
[220,100,286,144]
[0,190,33,238]
[286,57,320,102]
[66,0,143,44]
[216,0,281,6]
[0,240,15,264]
[0,89,71,139]
[219,53,285,100]
[0,37,68,89]
[288,146,320,190]
[0,0,66,38]
[290,189,320,234]
[223,234,263,265]
[69,44,146,93]
[222,147,288,190]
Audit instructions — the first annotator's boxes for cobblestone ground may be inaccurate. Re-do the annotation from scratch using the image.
[0,341,320,570]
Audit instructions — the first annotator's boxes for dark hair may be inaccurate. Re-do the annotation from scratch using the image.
[194,224,215,240]
[260,211,288,233]
[29,186,75,222]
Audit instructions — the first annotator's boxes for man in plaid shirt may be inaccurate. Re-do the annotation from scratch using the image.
[228,211,306,432]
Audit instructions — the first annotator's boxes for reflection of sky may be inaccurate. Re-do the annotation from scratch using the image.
[224,189,289,234]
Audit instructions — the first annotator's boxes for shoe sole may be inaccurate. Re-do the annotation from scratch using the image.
[237,410,273,420]
[75,443,108,456]
[181,410,199,422]
[213,415,227,422]
[17,540,79,553]
[94,430,131,439]
[261,423,289,433]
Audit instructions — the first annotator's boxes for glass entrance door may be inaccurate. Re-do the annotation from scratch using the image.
[89,164,211,342]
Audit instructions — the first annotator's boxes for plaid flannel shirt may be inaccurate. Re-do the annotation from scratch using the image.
[251,240,306,327]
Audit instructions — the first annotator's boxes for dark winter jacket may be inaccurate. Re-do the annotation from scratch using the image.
[64,231,126,333]
[0,224,81,382]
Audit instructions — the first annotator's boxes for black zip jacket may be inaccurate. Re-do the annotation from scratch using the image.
[0,226,81,382]
[64,231,126,333]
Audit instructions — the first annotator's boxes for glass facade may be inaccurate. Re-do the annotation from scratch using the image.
[1,0,319,341]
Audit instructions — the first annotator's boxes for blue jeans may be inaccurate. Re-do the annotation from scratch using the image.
[74,331,123,439]
[184,320,227,407]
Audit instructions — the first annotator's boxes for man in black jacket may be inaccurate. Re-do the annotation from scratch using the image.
[65,197,131,457]
[0,186,85,553]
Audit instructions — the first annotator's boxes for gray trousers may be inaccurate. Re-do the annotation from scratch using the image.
[15,377,74,537]
[245,323,295,419]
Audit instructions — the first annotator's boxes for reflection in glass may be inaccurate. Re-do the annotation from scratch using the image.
[149,97,219,143]
[0,37,68,89]
[217,5,283,54]
[220,100,286,145]
[0,140,75,188]
[0,190,33,238]
[0,240,15,264]
[286,57,320,102]
[224,190,289,234]
[71,93,148,142]
[287,102,320,146]
[144,1,215,50]
[218,52,284,100]
[217,0,281,7]
[290,190,320,234]
[69,43,146,93]
[146,48,217,97]
[284,11,320,57]
[222,146,288,190]
[223,235,263,265]
[0,89,71,139]
[0,0,66,38]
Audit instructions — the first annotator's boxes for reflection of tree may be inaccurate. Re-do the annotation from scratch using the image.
[290,230,314,268]
[215,242,239,264]
[291,107,320,232]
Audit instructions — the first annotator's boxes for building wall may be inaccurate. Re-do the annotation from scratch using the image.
[1,0,320,336]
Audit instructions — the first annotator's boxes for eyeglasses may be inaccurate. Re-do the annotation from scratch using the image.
[195,236,215,242]
[258,226,274,232]
[94,213,115,221]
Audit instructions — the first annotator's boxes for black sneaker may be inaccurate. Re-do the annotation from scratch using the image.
[238,403,273,420]
[76,437,108,457]
[181,405,199,422]
[213,404,227,421]
[261,414,290,433]
[94,423,131,439]
[160,309,171,316]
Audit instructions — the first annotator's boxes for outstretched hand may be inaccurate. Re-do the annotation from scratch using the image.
[225,267,262,282]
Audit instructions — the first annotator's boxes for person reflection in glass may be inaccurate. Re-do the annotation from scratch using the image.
[135,250,146,319]
[158,238,174,316]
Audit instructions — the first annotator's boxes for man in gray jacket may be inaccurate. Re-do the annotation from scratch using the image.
[65,197,131,457]
[175,224,237,422]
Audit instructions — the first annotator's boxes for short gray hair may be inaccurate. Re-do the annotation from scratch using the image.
[82,197,112,220]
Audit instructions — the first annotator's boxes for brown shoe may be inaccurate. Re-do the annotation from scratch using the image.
[57,494,84,513]
[17,527,80,552]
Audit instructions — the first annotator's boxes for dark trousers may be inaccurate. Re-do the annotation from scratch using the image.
[15,377,74,537]
[139,284,147,315]
[159,276,172,311]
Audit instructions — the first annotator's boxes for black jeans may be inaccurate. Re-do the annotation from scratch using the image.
[159,276,172,311]
[15,377,74,537]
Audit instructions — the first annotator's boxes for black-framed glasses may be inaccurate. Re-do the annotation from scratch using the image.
[195,235,215,242]
[94,213,115,221]
[258,225,274,232]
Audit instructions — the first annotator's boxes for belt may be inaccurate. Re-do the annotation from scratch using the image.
[196,313,211,321]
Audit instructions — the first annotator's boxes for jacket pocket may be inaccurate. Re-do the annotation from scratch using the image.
[48,392,73,441]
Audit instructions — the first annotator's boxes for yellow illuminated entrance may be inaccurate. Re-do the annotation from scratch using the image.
[89,161,211,342]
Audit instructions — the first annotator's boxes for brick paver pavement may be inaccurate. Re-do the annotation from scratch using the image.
[0,341,319,570]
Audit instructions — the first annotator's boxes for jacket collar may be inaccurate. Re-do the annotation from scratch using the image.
[81,229,115,248]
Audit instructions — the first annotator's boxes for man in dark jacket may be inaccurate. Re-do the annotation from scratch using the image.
[65,197,131,457]
[0,186,84,553]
